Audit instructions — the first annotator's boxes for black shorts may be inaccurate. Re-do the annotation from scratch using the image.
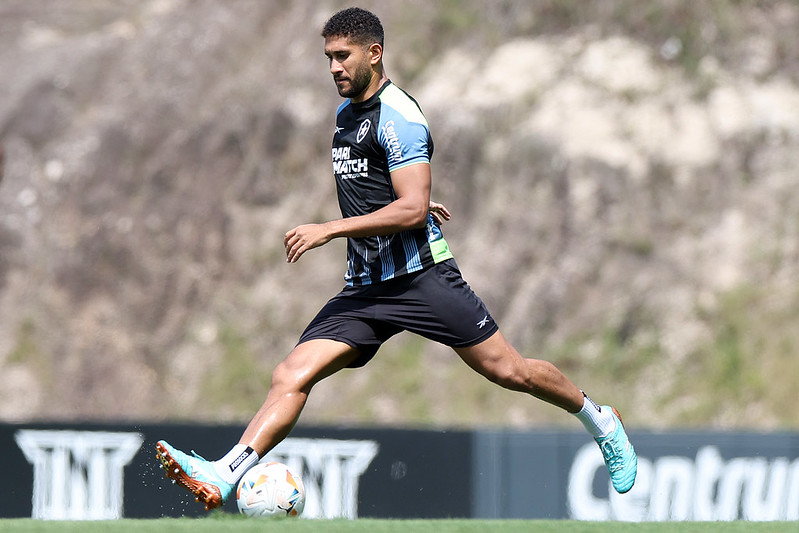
[298,259,498,367]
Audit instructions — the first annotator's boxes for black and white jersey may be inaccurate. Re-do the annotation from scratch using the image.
[331,80,453,286]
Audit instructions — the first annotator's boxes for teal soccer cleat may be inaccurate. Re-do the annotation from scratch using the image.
[595,407,638,494]
[155,440,234,510]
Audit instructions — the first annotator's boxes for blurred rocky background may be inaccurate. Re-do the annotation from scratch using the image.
[1,0,798,430]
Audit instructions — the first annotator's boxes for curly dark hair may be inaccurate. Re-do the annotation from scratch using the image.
[321,7,384,48]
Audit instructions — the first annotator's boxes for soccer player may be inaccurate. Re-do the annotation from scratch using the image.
[155,7,637,510]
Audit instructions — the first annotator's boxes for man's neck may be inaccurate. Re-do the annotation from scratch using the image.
[350,73,388,103]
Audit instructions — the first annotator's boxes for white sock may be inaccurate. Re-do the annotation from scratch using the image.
[213,444,260,485]
[573,392,616,438]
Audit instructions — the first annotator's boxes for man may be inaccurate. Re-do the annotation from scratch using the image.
[156,7,637,511]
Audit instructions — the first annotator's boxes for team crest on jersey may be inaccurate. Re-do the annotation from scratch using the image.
[356,119,371,143]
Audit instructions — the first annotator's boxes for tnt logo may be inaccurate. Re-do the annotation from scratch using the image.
[15,430,143,520]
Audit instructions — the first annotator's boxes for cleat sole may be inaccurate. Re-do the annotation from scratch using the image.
[155,442,224,511]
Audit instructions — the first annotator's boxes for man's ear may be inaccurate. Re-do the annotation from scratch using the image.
[368,43,383,65]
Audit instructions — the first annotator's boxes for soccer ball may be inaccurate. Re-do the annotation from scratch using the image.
[236,461,306,518]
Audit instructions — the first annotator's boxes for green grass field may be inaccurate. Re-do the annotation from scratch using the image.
[1,518,798,533]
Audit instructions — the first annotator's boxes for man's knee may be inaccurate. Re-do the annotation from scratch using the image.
[270,358,306,393]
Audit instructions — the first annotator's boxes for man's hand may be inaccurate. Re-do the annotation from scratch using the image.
[428,200,451,225]
[284,223,333,263]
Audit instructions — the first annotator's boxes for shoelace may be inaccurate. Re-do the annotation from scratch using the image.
[600,439,625,473]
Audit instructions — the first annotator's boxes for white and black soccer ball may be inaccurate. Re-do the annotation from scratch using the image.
[236,461,306,518]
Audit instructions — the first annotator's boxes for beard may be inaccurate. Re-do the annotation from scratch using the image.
[335,60,373,99]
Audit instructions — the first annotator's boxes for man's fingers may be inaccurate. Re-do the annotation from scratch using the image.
[284,223,329,263]
[429,206,451,225]
[284,229,297,248]
[286,239,304,263]
[428,201,452,223]
[284,229,302,262]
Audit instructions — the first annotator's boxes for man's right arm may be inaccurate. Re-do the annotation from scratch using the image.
[284,162,431,263]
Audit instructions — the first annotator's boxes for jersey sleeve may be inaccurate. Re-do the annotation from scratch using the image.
[377,85,432,172]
